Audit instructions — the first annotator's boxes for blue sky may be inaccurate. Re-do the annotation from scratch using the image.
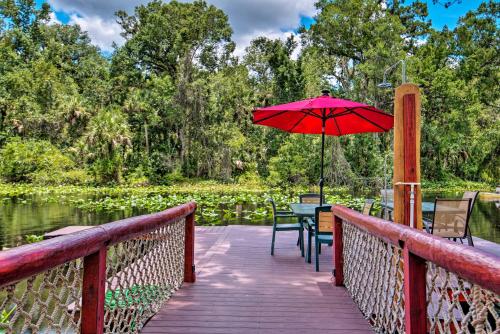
[41,0,482,54]
[419,0,481,29]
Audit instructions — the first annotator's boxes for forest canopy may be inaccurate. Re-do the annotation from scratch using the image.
[0,0,498,186]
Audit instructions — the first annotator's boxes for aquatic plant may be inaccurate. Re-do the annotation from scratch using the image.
[25,235,44,244]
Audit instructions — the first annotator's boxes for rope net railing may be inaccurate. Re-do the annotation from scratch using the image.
[0,259,83,334]
[343,221,405,333]
[104,219,185,333]
[0,202,196,334]
[426,263,500,334]
[333,205,500,334]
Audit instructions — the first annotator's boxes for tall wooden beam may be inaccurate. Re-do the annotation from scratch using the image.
[393,83,422,229]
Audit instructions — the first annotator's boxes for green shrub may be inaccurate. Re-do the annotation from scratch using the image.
[164,169,186,185]
[30,169,93,185]
[125,167,150,187]
[0,138,75,182]
[237,167,264,187]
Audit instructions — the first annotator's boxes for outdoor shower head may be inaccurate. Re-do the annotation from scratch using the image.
[377,59,406,89]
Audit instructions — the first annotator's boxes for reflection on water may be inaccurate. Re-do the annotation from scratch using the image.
[0,192,498,249]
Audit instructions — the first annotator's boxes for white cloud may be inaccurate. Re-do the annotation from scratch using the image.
[67,14,123,52]
[47,12,61,25]
[47,0,317,56]
[48,0,142,19]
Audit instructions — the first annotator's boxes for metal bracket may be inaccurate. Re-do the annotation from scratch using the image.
[395,182,421,228]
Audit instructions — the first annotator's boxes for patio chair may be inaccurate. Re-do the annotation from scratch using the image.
[299,193,324,204]
[461,191,479,246]
[298,193,324,256]
[268,198,303,256]
[362,199,375,216]
[428,199,472,245]
[380,189,394,220]
[306,206,333,272]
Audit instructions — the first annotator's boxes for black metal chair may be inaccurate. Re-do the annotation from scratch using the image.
[461,191,479,246]
[268,198,303,256]
[427,199,472,245]
[362,199,375,216]
[380,189,393,220]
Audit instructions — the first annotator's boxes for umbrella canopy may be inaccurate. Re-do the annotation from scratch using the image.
[253,91,393,135]
[253,90,394,204]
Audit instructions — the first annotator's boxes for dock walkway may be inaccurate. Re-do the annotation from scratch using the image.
[142,225,373,334]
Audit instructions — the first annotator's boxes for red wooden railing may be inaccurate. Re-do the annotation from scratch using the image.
[0,202,196,334]
[332,205,500,334]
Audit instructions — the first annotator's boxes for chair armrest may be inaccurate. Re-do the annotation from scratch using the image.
[276,215,297,219]
[306,217,315,226]
[276,210,294,215]
[275,212,297,219]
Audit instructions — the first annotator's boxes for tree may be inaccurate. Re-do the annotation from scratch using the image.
[0,1,109,145]
[81,108,132,183]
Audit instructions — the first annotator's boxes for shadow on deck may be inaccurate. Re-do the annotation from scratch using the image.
[142,225,373,334]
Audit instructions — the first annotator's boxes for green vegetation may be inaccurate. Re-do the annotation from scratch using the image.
[0,0,497,188]
[0,305,15,326]
[105,285,161,310]
[24,234,43,243]
[0,181,493,224]
[0,182,364,223]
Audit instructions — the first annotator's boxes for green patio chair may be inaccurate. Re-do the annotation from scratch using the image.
[299,193,324,204]
[268,198,303,256]
[306,206,333,272]
[299,193,324,262]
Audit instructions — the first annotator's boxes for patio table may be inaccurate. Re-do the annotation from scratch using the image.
[380,201,435,213]
[289,203,328,218]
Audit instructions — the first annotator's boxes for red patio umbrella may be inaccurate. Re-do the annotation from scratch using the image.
[253,90,394,205]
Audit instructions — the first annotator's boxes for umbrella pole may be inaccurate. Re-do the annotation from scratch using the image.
[319,117,326,206]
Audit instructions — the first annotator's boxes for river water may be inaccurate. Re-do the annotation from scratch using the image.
[0,191,498,249]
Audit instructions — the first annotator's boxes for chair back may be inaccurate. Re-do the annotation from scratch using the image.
[315,206,333,234]
[380,189,394,203]
[267,198,277,217]
[299,193,323,204]
[431,199,471,239]
[462,191,479,215]
[362,199,375,216]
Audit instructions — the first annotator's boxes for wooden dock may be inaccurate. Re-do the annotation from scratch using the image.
[142,225,373,334]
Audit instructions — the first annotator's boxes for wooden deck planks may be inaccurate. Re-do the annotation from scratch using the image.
[142,225,373,334]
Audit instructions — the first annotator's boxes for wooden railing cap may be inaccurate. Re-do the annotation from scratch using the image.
[0,201,197,288]
[332,205,500,295]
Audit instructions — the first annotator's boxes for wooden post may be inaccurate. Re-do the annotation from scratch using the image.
[333,215,344,286]
[184,212,196,283]
[81,247,107,334]
[403,247,427,334]
[393,83,422,229]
